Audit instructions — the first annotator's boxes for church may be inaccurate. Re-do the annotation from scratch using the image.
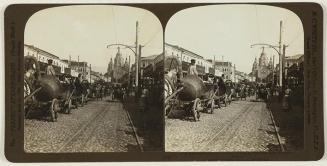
[250,47,273,83]
[107,47,130,82]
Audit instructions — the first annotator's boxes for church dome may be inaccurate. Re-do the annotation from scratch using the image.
[259,47,268,67]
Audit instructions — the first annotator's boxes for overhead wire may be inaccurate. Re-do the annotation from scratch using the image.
[111,7,118,45]
[255,5,261,44]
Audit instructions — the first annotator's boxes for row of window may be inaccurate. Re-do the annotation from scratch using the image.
[166,49,212,68]
[26,51,68,71]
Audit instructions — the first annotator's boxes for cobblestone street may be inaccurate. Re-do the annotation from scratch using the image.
[24,97,142,153]
[165,97,283,152]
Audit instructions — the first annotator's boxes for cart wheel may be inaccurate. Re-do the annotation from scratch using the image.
[50,99,59,122]
[65,99,72,114]
[192,98,200,121]
[208,99,214,114]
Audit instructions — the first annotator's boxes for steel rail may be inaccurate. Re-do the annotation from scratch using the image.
[56,104,110,152]
[199,102,255,151]
[267,102,285,152]
[123,103,144,152]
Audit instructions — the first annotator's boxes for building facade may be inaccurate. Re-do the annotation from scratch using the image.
[24,44,69,75]
[165,43,218,77]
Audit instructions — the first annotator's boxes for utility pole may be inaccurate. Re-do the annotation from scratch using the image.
[89,64,92,83]
[78,55,80,74]
[69,55,71,67]
[128,55,131,88]
[234,64,236,82]
[272,54,275,85]
[213,55,216,74]
[279,20,283,87]
[139,45,143,87]
[282,44,287,87]
[83,62,86,78]
[135,21,139,96]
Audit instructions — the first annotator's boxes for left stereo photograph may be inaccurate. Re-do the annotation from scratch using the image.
[23,5,164,153]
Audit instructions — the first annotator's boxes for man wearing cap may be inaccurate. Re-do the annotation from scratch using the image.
[188,59,198,76]
[45,59,56,76]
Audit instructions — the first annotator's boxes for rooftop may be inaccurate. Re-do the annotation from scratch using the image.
[285,54,304,60]
[165,43,203,59]
[213,61,232,66]
[141,54,159,60]
[24,44,60,59]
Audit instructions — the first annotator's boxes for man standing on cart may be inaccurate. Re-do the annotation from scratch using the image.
[188,59,198,76]
[45,59,56,76]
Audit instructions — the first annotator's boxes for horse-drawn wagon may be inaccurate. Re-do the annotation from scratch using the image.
[164,65,220,121]
[165,75,212,121]
[24,56,75,121]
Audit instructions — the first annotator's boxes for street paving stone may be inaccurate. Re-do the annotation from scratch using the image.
[24,97,140,153]
[165,97,283,152]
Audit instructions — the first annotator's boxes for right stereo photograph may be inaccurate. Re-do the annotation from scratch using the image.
[164,4,304,152]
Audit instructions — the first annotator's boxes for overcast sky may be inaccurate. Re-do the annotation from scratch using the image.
[25,5,163,73]
[166,4,304,74]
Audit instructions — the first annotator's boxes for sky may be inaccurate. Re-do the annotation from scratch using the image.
[166,4,304,74]
[25,5,163,73]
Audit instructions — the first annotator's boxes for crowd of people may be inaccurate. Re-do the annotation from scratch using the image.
[175,58,295,111]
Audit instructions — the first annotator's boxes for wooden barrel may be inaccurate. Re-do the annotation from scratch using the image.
[179,75,205,101]
[35,76,61,102]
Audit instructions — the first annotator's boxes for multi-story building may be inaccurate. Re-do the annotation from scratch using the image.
[24,44,69,75]
[165,43,214,77]
[235,70,252,83]
[61,60,89,78]
[206,59,235,81]
[284,54,304,86]
[285,54,304,76]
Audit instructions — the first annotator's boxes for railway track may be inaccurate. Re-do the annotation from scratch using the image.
[56,99,143,152]
[56,103,110,152]
[199,99,284,152]
[199,101,255,151]
[267,101,285,152]
[123,103,144,152]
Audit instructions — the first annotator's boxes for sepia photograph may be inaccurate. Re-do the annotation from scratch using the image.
[3,1,325,162]
[23,5,164,152]
[164,5,304,152]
